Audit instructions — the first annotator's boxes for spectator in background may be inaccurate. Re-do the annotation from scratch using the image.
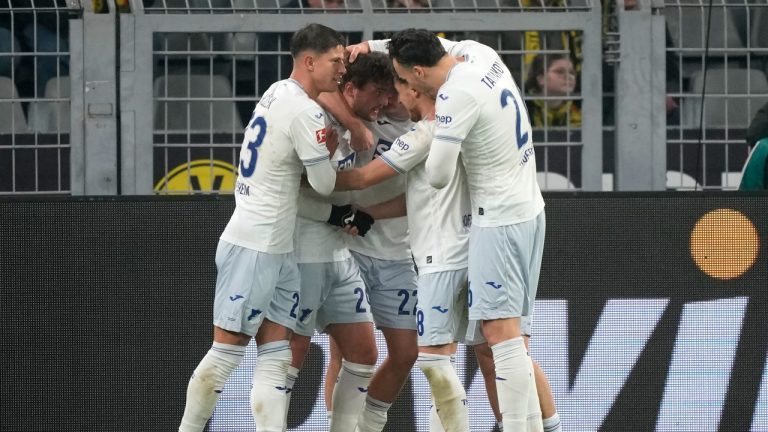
[524,53,581,127]
[521,0,583,90]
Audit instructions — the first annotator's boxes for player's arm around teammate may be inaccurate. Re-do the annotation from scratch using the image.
[333,78,475,432]
[386,29,562,432]
[178,24,347,432]
[289,186,379,432]
[321,54,422,432]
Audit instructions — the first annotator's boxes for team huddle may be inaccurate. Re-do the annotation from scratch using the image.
[178,23,561,432]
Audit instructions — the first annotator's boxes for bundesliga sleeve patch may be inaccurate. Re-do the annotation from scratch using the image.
[315,128,327,144]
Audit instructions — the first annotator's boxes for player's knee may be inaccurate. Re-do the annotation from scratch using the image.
[390,344,418,368]
[344,345,378,366]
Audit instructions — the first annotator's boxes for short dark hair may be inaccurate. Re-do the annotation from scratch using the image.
[387,28,446,68]
[342,52,394,89]
[290,23,345,58]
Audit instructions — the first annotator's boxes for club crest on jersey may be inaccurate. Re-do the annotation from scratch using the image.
[315,128,327,144]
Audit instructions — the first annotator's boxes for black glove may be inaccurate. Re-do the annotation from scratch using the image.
[328,205,375,237]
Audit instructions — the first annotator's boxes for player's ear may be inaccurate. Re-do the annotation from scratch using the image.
[304,53,316,72]
[413,65,425,80]
[342,82,355,97]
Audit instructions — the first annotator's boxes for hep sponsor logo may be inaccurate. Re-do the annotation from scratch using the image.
[436,114,453,125]
[394,138,409,151]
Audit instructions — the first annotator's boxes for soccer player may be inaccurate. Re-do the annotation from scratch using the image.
[392,29,547,432]
[319,54,420,432]
[348,30,561,432]
[288,52,397,432]
[335,75,474,432]
[178,23,346,432]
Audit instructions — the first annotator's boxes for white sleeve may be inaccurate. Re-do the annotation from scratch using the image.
[438,37,459,53]
[297,193,332,221]
[378,121,432,174]
[305,162,337,196]
[432,85,478,149]
[368,39,390,54]
[425,140,461,189]
[368,37,456,55]
[426,88,477,188]
[291,105,331,166]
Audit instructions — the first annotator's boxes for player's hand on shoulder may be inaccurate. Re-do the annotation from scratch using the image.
[326,126,339,154]
[346,42,370,63]
[350,124,374,152]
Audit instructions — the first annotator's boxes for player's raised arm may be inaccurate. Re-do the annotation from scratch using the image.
[348,36,458,61]
[335,159,397,191]
[317,89,374,152]
[336,117,433,190]
[292,106,337,196]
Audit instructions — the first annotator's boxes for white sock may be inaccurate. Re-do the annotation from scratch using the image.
[179,342,246,432]
[526,357,543,432]
[542,413,561,432]
[327,411,333,426]
[282,365,301,432]
[330,361,375,432]
[429,401,445,432]
[429,354,458,432]
[497,420,504,431]
[251,340,292,432]
[418,353,469,432]
[354,396,392,432]
[492,337,532,432]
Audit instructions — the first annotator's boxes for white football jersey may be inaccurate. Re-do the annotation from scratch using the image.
[220,79,332,253]
[345,115,414,261]
[379,120,470,274]
[431,40,544,227]
[294,115,356,264]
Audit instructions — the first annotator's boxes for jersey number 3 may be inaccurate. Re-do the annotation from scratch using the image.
[240,115,267,178]
[500,88,529,149]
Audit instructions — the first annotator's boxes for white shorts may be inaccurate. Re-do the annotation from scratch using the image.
[213,240,300,336]
[416,268,476,346]
[294,258,374,337]
[468,210,545,324]
[351,251,418,330]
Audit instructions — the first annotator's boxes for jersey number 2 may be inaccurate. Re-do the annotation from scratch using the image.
[500,88,529,149]
[239,115,267,178]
